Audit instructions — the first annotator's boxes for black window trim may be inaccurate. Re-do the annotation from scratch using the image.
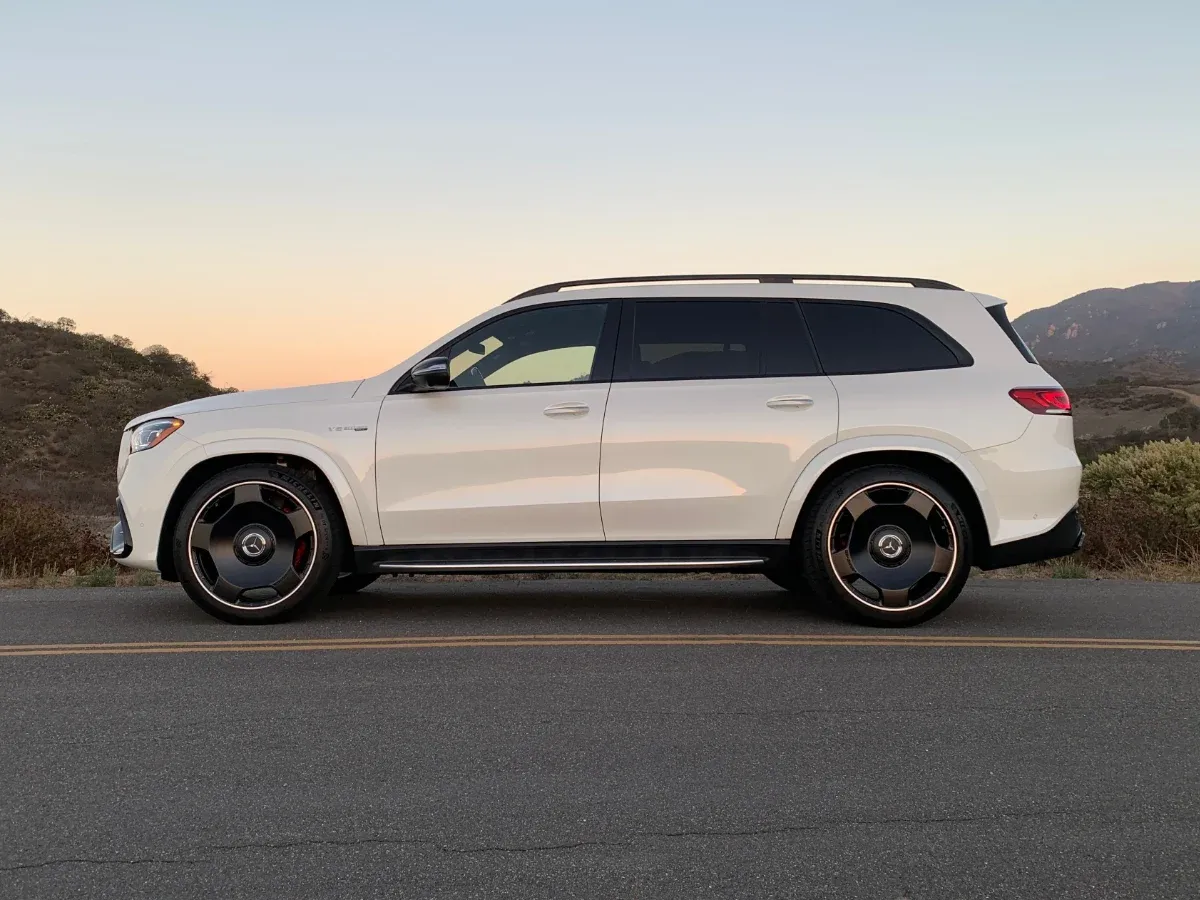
[985,302,1039,364]
[390,299,622,394]
[798,299,974,375]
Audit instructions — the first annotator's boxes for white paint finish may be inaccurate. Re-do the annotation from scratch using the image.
[831,366,1034,452]
[375,383,611,544]
[599,376,839,540]
[965,415,1082,544]
[125,380,365,425]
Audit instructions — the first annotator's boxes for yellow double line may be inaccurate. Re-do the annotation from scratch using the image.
[1,633,1198,657]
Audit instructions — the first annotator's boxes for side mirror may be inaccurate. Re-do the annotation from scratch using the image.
[411,356,451,392]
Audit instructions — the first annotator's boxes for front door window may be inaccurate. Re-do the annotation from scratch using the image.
[447,303,609,389]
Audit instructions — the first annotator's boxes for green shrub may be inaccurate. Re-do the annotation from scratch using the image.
[1079,439,1200,567]
[0,494,108,576]
[1051,559,1089,579]
[77,565,117,587]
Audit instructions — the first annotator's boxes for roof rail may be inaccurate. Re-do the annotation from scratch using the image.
[507,273,962,302]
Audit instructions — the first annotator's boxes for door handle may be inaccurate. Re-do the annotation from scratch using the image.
[766,395,815,410]
[543,402,590,417]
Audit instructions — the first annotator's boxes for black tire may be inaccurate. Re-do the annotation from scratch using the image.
[799,465,973,627]
[331,573,380,595]
[172,463,343,624]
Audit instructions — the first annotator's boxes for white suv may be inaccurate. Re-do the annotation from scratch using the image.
[112,274,1082,626]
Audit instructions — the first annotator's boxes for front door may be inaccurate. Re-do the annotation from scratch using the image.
[599,299,840,541]
[375,301,618,546]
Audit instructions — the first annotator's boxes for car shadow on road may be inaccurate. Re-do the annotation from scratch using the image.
[303,576,851,631]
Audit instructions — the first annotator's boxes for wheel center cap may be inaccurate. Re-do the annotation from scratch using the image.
[234,525,276,565]
[868,526,911,566]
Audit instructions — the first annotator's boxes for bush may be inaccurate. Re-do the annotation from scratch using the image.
[77,565,117,587]
[0,494,108,576]
[1079,440,1200,567]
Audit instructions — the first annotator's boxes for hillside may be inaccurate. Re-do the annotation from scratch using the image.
[1015,281,1200,366]
[0,315,227,513]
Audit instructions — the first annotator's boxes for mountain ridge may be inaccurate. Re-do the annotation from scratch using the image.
[1014,280,1200,367]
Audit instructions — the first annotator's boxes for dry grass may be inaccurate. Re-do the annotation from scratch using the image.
[0,564,163,590]
[0,493,109,577]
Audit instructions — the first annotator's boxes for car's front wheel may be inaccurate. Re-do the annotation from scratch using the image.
[800,465,972,626]
[172,464,342,624]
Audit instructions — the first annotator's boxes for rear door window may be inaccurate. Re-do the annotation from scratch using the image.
[801,302,965,375]
[628,300,761,380]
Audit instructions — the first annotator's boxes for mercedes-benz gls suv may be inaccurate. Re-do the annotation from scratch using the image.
[111,274,1083,626]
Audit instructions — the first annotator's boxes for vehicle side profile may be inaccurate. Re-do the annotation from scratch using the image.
[111,274,1083,626]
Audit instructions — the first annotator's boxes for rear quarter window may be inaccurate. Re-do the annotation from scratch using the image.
[801,301,969,375]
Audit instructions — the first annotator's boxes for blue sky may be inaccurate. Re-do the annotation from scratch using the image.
[1,1,1197,388]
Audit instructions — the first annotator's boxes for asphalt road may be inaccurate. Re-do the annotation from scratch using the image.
[2,577,1198,899]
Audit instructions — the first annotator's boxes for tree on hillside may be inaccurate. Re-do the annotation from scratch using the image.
[55,317,77,332]
[110,335,133,348]
[0,309,11,322]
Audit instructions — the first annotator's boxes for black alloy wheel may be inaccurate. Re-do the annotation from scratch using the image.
[801,465,972,626]
[174,464,341,623]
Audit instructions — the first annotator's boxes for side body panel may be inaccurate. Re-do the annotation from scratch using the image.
[375,383,611,545]
[599,376,840,540]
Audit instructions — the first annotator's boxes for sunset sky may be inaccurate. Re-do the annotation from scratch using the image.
[2,2,1197,390]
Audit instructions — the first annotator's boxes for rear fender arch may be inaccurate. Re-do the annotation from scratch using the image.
[774,437,999,551]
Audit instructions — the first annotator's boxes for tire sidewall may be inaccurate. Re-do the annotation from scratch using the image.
[173,464,341,624]
[800,465,973,626]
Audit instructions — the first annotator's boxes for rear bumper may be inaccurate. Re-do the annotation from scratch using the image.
[977,506,1084,570]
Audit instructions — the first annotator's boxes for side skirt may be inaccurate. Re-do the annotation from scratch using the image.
[353,541,791,575]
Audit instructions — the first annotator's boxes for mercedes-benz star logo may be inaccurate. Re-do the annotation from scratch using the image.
[241,532,268,558]
[876,534,905,560]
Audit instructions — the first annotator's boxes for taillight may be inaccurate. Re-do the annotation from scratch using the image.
[1010,387,1071,415]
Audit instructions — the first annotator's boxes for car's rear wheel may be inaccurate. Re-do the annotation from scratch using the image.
[172,464,342,624]
[800,465,972,626]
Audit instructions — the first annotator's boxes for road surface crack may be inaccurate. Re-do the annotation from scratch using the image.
[6,810,1197,872]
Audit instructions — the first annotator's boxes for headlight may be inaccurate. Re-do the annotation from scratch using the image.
[130,418,184,453]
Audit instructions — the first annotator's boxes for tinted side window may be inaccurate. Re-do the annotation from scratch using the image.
[762,301,821,376]
[629,301,760,380]
[447,302,609,389]
[802,302,962,375]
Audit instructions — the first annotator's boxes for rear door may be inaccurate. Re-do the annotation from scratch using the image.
[599,299,839,541]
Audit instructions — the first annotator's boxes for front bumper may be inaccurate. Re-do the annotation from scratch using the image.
[109,500,133,559]
[977,506,1084,570]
